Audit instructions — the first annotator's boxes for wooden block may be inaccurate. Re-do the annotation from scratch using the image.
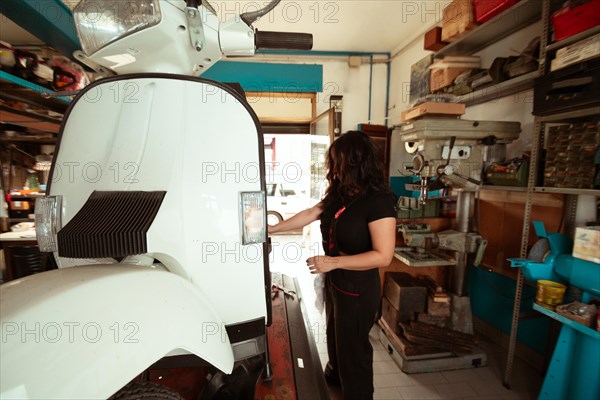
[430,67,472,91]
[442,0,479,42]
[427,297,451,317]
[424,26,448,51]
[401,102,465,122]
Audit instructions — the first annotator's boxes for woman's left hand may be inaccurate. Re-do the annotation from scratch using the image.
[306,256,338,274]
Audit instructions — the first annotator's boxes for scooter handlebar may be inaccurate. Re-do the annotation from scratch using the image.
[255,30,313,51]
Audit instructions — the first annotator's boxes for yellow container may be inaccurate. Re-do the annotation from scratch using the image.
[535,280,566,310]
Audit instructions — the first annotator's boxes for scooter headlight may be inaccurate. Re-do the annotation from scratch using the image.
[74,0,162,55]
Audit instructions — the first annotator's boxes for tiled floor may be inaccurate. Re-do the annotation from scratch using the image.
[269,229,543,400]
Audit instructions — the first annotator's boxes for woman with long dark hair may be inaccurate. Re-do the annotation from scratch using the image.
[269,130,396,399]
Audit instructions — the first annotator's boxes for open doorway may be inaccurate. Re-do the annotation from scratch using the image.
[247,91,335,220]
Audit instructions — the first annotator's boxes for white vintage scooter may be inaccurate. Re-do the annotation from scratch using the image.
[0,1,311,398]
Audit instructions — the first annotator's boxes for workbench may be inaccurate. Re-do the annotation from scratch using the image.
[255,273,329,399]
[0,230,38,282]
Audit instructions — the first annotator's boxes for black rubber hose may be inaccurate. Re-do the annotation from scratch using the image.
[255,30,313,51]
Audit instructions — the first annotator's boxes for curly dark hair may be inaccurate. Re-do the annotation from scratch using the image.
[322,130,389,209]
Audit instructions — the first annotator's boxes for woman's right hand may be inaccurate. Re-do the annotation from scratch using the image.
[266,203,322,235]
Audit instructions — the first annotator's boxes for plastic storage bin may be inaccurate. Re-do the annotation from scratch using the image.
[474,0,519,24]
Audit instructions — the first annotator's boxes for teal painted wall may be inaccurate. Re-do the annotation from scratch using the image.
[468,266,551,354]
[203,61,323,93]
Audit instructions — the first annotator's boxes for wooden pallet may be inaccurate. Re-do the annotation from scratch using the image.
[400,322,477,353]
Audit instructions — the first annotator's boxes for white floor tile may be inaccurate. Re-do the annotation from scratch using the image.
[374,387,403,399]
[440,368,480,383]
[374,360,402,374]
[397,385,442,400]
[374,349,392,362]
[374,372,415,388]
[472,366,500,381]
[467,379,515,397]
[408,372,448,386]
[433,382,478,399]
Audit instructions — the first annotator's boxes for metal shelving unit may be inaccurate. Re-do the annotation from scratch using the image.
[546,25,600,52]
[0,70,69,139]
[435,0,544,58]
[457,71,539,106]
[535,187,600,196]
[538,106,600,122]
[481,185,528,192]
[431,0,543,105]
[503,0,600,389]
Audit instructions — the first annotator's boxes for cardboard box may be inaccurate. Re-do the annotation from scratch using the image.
[573,226,600,264]
[401,101,465,122]
[551,33,600,72]
[424,26,448,51]
[442,0,478,42]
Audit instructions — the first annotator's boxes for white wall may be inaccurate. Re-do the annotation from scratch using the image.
[316,60,388,131]
[249,57,389,131]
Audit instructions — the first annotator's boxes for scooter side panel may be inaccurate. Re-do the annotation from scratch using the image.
[50,75,267,326]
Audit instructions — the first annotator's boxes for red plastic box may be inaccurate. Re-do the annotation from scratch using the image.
[474,0,519,24]
[551,0,600,42]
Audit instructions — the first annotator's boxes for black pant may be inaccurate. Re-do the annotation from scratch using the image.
[324,270,381,400]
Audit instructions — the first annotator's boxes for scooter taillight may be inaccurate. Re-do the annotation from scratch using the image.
[35,196,62,252]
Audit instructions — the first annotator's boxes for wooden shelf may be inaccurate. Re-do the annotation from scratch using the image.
[0,105,62,134]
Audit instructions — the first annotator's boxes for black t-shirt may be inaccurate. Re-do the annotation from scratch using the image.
[320,190,396,257]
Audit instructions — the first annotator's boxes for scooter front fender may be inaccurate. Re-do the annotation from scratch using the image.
[0,265,234,399]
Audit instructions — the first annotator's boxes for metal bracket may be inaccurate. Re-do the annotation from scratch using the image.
[185,7,205,52]
[73,50,116,76]
[474,239,488,267]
